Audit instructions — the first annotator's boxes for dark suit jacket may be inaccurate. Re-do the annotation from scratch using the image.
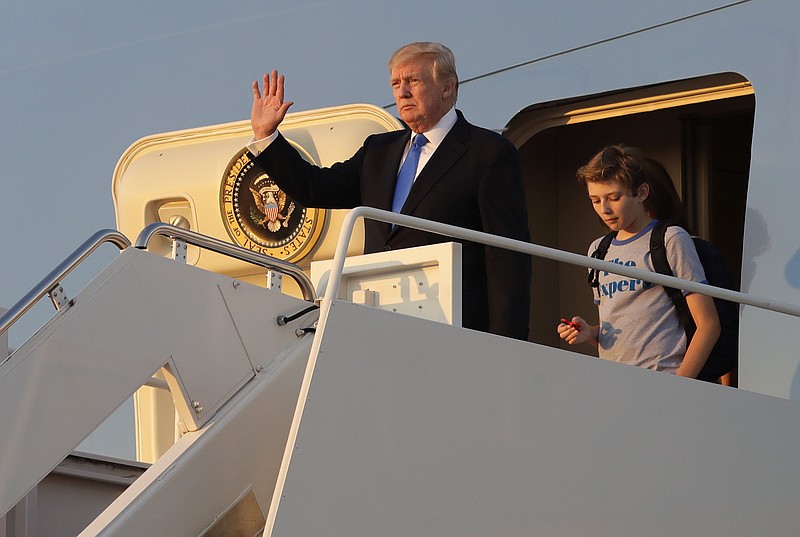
[250,110,531,340]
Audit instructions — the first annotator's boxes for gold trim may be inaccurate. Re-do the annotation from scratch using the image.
[220,148,326,262]
[507,74,753,146]
[565,82,753,125]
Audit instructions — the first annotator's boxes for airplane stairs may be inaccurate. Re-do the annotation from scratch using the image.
[0,226,319,536]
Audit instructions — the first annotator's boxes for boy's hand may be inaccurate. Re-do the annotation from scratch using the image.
[558,316,588,345]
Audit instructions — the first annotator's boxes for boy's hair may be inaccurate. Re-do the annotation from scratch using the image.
[577,144,684,225]
[389,42,459,105]
[642,156,685,227]
[577,144,646,193]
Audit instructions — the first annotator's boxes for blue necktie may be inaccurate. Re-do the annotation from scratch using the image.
[392,133,428,213]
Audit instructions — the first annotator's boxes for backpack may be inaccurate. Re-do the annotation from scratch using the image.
[588,221,739,382]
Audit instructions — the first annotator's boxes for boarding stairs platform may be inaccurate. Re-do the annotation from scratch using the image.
[2,208,800,536]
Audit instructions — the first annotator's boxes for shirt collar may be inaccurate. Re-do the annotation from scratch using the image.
[416,107,457,148]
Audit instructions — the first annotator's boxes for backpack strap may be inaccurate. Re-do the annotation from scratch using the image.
[588,231,617,288]
[649,221,697,339]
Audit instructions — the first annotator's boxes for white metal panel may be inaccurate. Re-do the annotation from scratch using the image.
[129,256,256,429]
[269,300,800,537]
[0,249,170,518]
[82,335,313,537]
[310,242,462,326]
[217,281,318,375]
[458,1,776,129]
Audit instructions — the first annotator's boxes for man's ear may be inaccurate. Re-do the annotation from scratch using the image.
[442,79,455,100]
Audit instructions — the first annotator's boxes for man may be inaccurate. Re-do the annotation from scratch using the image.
[247,42,531,340]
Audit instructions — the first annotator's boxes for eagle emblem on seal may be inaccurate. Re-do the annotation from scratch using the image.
[221,148,325,262]
[248,180,296,232]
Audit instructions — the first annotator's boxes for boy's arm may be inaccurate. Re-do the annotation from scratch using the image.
[676,293,721,378]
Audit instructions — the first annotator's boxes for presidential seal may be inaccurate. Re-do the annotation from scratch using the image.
[221,148,325,261]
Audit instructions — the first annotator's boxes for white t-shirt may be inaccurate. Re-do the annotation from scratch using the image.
[588,220,707,373]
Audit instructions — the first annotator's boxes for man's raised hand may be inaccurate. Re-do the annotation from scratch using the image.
[251,70,294,139]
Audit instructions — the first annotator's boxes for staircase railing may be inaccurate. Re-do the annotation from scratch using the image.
[134,222,316,302]
[321,206,800,318]
[0,229,131,339]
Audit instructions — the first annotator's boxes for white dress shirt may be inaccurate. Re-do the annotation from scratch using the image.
[397,107,457,181]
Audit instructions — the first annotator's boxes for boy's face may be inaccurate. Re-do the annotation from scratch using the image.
[586,180,651,236]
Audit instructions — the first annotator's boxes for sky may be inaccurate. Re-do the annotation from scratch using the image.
[0,0,736,458]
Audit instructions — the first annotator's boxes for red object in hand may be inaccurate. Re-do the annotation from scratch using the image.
[560,318,581,331]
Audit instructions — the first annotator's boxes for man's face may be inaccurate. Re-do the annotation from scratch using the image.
[390,56,454,133]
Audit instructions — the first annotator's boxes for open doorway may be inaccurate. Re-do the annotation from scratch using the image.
[506,74,754,352]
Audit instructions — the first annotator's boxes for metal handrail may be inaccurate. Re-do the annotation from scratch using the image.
[134,222,316,302]
[321,206,800,318]
[0,229,131,337]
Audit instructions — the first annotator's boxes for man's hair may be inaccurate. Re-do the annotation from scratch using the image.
[389,41,459,105]
[577,144,684,225]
